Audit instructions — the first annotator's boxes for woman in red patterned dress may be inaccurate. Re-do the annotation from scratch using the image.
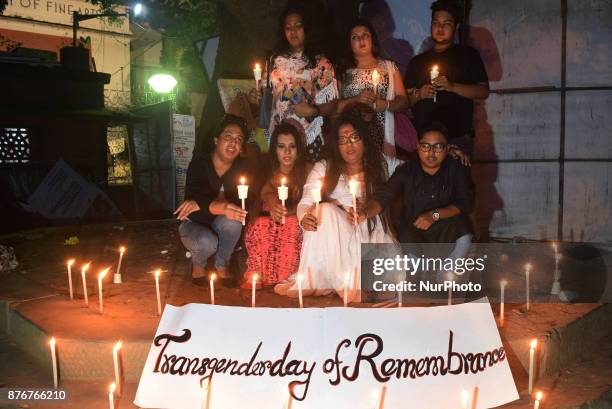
[242,123,311,288]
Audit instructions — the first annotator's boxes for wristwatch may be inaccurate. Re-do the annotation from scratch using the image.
[432,210,440,222]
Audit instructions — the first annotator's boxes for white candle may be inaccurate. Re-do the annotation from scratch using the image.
[113,341,122,396]
[461,390,469,409]
[372,69,380,96]
[349,178,359,226]
[278,177,288,225]
[210,273,216,305]
[311,179,322,224]
[343,272,350,307]
[67,259,75,300]
[251,273,258,308]
[98,268,109,314]
[297,273,304,308]
[155,269,162,316]
[552,242,561,295]
[529,339,537,394]
[377,384,387,409]
[108,382,116,409]
[201,377,212,409]
[533,391,543,409]
[81,262,90,306]
[238,176,249,226]
[253,63,262,88]
[49,337,58,388]
[430,65,439,103]
[500,280,507,327]
[114,246,125,284]
[525,263,531,311]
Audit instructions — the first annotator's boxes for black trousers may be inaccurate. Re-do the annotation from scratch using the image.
[398,214,473,244]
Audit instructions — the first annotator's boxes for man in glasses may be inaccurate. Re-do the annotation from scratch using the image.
[357,122,474,253]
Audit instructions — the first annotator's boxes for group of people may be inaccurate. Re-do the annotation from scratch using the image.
[174,0,489,301]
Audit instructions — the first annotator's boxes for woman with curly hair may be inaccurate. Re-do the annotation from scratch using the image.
[275,108,401,301]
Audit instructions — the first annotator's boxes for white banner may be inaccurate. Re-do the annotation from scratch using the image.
[172,114,196,205]
[135,299,518,409]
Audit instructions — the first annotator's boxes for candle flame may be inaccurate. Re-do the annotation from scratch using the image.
[462,390,469,405]
[281,177,286,186]
[535,391,543,400]
[252,273,259,282]
[552,242,558,252]
[114,340,122,352]
[98,267,110,281]
[297,273,304,283]
[500,279,508,287]
[154,269,161,278]
[317,179,322,189]
[67,259,75,266]
[49,337,56,347]
[530,339,538,349]
[525,263,532,272]
[82,262,91,272]
[210,273,217,281]
[109,382,116,394]
[432,65,438,71]
[372,69,380,84]
[240,176,246,184]
[119,246,126,254]
[255,63,260,70]
[344,272,350,285]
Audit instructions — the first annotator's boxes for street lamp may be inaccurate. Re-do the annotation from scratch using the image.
[148,74,178,93]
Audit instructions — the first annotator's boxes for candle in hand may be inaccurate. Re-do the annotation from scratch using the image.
[113,341,122,396]
[114,246,125,284]
[251,273,258,308]
[430,65,439,102]
[108,382,116,409]
[311,179,322,224]
[529,339,537,394]
[253,63,262,87]
[372,69,380,95]
[278,177,288,225]
[238,176,249,226]
[49,337,58,388]
[154,269,162,316]
[525,263,531,311]
[348,178,359,226]
[343,272,350,307]
[98,267,110,314]
[210,273,216,305]
[67,259,75,300]
[533,391,543,409]
[81,262,91,306]
[297,273,304,308]
[500,280,507,327]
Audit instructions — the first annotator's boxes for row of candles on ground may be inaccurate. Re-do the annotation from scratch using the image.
[47,335,546,409]
[253,62,441,103]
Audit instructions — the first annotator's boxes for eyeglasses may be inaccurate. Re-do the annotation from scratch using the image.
[220,134,244,145]
[418,142,446,153]
[338,133,362,145]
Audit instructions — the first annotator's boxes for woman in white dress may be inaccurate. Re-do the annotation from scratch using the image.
[275,108,401,302]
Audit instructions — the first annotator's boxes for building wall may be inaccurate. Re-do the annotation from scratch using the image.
[0,0,131,97]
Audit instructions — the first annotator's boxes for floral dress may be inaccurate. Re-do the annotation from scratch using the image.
[341,59,398,156]
[269,52,338,161]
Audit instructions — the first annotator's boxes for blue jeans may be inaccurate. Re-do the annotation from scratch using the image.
[179,216,243,270]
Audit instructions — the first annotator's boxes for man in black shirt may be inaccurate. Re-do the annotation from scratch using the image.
[354,123,474,258]
[405,0,489,155]
[175,115,249,284]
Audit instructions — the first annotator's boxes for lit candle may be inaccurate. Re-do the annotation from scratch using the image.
[210,273,216,305]
[251,273,258,308]
[470,386,479,409]
[98,267,110,314]
[114,246,125,284]
[461,390,469,409]
[533,391,543,409]
[112,341,122,396]
[201,377,212,409]
[49,337,58,388]
[297,273,304,308]
[278,177,288,225]
[377,384,387,409]
[500,280,507,327]
[109,382,116,409]
[81,262,90,306]
[343,272,350,307]
[349,178,359,226]
[311,179,322,224]
[529,339,537,394]
[238,176,249,226]
[430,65,439,103]
[154,269,162,316]
[66,259,75,300]
[372,68,380,96]
[525,263,531,311]
[253,63,262,88]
